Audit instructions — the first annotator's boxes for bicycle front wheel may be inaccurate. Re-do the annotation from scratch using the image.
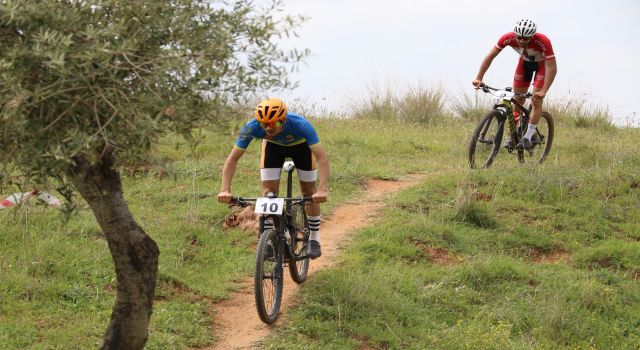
[255,229,283,324]
[288,203,309,284]
[468,110,505,169]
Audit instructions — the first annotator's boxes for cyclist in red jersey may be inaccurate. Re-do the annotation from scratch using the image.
[472,19,557,150]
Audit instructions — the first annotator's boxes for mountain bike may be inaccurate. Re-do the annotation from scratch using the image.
[232,160,312,324]
[468,84,554,169]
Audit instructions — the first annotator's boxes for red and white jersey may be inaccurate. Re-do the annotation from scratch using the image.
[495,32,555,62]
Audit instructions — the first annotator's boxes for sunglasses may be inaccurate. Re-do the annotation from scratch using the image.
[259,120,284,129]
[516,36,532,40]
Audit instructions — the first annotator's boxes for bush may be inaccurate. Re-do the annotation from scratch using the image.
[451,90,492,122]
[350,85,446,124]
[545,96,615,131]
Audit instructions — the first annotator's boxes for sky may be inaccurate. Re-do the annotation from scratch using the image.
[268,0,640,126]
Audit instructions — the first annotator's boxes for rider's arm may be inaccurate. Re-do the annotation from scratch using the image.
[309,143,330,203]
[218,146,246,202]
[473,47,501,86]
[541,59,557,93]
[533,59,558,100]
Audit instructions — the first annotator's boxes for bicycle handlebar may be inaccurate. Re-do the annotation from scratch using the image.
[231,196,313,207]
[478,83,532,99]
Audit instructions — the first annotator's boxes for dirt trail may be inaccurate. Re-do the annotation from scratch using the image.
[201,174,426,350]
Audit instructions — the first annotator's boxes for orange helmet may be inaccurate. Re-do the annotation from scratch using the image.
[255,98,288,123]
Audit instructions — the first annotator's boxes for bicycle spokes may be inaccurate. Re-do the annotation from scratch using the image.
[469,110,504,169]
[288,203,310,284]
[255,229,283,324]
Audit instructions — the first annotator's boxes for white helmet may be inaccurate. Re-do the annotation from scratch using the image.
[514,19,537,37]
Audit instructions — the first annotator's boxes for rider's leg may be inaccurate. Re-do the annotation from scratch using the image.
[519,86,544,144]
[523,63,546,141]
[260,140,284,196]
[513,59,542,149]
[513,86,536,139]
[300,180,320,218]
[292,143,321,258]
[261,180,280,196]
[300,179,321,258]
[513,58,532,120]
[260,140,285,233]
[261,166,281,235]
[260,180,280,235]
[513,85,538,149]
[510,59,532,147]
[529,86,544,125]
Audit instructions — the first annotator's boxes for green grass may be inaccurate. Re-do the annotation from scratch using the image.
[1,89,640,349]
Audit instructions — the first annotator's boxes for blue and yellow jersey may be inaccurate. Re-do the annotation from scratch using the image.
[234,112,320,149]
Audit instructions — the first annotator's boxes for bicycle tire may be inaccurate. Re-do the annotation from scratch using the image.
[468,110,505,169]
[520,111,554,164]
[288,203,310,283]
[535,112,554,164]
[254,229,283,324]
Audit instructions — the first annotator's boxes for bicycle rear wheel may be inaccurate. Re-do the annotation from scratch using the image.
[288,203,310,283]
[534,112,554,164]
[255,229,283,324]
[468,110,505,169]
[522,112,554,164]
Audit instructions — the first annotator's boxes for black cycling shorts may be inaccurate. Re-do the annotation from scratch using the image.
[260,141,316,171]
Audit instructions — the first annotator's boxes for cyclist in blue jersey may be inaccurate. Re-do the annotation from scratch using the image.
[218,98,330,258]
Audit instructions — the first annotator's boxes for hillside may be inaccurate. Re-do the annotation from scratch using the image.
[1,101,639,349]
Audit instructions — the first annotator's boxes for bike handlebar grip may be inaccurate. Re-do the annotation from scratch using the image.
[231,197,249,203]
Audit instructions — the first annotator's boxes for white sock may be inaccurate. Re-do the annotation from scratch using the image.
[524,124,537,140]
[307,215,321,242]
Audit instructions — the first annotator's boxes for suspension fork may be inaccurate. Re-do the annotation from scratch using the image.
[480,116,493,140]
[496,100,519,145]
[274,215,285,278]
[487,103,511,145]
[480,107,509,137]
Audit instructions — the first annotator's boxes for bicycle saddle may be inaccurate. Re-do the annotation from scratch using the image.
[283,160,295,172]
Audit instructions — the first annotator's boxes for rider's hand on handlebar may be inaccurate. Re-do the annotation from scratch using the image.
[312,190,328,203]
[217,191,233,203]
[472,80,484,89]
[532,90,547,101]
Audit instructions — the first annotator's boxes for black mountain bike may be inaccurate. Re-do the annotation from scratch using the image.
[468,84,554,169]
[232,161,312,324]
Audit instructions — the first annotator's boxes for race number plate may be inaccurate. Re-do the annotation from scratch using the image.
[254,197,284,215]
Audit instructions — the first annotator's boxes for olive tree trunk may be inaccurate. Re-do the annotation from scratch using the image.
[66,152,159,350]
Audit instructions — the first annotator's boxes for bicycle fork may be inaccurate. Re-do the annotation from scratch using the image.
[259,214,285,280]
[496,101,520,153]
[276,216,287,280]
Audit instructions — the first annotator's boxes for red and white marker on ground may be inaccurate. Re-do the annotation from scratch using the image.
[0,190,62,209]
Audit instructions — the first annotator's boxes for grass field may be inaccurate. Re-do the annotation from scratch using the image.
[1,89,639,349]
